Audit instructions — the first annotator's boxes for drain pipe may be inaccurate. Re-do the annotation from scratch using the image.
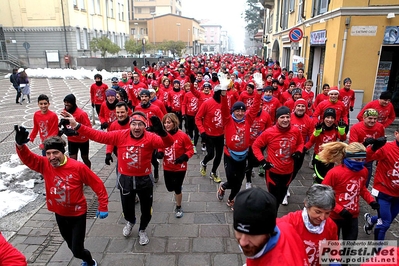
[337,16,351,87]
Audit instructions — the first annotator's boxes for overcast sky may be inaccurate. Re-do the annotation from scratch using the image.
[181,0,247,52]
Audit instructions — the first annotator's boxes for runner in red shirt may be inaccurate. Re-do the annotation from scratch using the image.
[292,68,306,89]
[90,74,108,115]
[357,91,395,128]
[261,86,282,124]
[313,84,330,110]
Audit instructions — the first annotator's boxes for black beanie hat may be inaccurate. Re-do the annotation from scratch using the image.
[263,86,274,92]
[173,80,180,84]
[63,94,76,105]
[233,188,277,235]
[380,91,392,100]
[231,101,246,113]
[275,106,290,119]
[139,89,150,97]
[323,108,336,119]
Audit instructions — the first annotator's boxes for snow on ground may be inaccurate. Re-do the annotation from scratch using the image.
[0,155,37,218]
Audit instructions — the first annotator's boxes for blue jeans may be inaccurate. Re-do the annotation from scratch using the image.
[371,192,399,240]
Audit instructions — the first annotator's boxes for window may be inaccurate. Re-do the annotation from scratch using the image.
[94,29,98,38]
[109,0,114,18]
[282,47,290,70]
[275,0,280,31]
[83,28,88,49]
[96,0,101,14]
[112,32,115,43]
[289,0,295,12]
[281,0,289,30]
[121,4,124,20]
[312,0,329,17]
[76,28,81,49]
[149,7,155,13]
[79,0,85,10]
[268,13,273,33]
[136,7,141,14]
[73,0,78,8]
[118,3,120,20]
[297,0,304,22]
[319,0,328,14]
[131,28,135,35]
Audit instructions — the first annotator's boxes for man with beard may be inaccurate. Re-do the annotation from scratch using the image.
[90,74,108,115]
[61,110,173,246]
[14,132,108,266]
[60,94,92,168]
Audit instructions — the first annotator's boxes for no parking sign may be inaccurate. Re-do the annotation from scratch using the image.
[289,27,303,42]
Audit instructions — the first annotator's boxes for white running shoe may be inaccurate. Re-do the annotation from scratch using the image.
[286,190,290,197]
[282,195,289,206]
[123,221,134,237]
[138,230,149,245]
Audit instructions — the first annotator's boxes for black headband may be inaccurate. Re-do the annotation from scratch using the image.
[44,143,65,154]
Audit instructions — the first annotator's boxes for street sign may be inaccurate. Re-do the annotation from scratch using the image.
[23,42,30,50]
[289,27,303,42]
[291,42,299,50]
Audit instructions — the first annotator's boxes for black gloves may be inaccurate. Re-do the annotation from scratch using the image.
[292,151,302,160]
[105,153,113,165]
[303,147,308,153]
[339,209,353,219]
[350,106,354,112]
[201,132,207,143]
[156,151,164,159]
[14,125,30,145]
[63,128,79,136]
[101,122,109,130]
[315,121,323,131]
[370,201,380,210]
[150,116,167,137]
[190,74,196,84]
[91,103,95,108]
[371,137,387,151]
[57,129,64,137]
[133,60,137,66]
[363,137,375,147]
[174,154,189,164]
[59,118,69,127]
[259,159,274,170]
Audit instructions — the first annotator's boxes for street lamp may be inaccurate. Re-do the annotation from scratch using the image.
[187,29,190,54]
[176,23,180,41]
[150,12,156,45]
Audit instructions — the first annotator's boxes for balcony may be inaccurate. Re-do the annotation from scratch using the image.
[260,0,274,9]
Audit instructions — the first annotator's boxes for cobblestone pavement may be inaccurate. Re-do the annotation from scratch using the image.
[0,78,398,266]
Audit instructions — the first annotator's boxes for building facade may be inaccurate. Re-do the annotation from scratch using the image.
[200,23,222,54]
[0,0,129,68]
[261,0,399,112]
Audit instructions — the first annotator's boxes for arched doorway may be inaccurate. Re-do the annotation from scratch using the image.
[272,40,280,61]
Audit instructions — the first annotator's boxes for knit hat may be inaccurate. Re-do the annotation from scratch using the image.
[292,88,302,95]
[294,98,307,108]
[173,80,180,84]
[276,106,290,119]
[105,89,116,97]
[263,86,274,92]
[233,188,277,235]
[203,82,212,89]
[139,89,150,97]
[231,101,246,113]
[323,108,336,119]
[363,108,379,118]
[63,94,76,105]
[111,77,118,82]
[380,91,392,100]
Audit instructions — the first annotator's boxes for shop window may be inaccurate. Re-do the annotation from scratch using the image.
[312,0,329,17]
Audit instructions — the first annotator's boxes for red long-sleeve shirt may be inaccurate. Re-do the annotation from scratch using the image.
[252,125,304,175]
[167,89,185,112]
[349,122,385,144]
[29,110,59,144]
[339,88,355,112]
[16,145,108,216]
[90,83,108,105]
[305,127,347,155]
[182,91,199,116]
[292,76,306,89]
[291,113,314,143]
[150,98,167,115]
[67,107,92,143]
[313,94,329,110]
[106,119,130,154]
[195,97,224,137]
[302,90,314,116]
[279,210,338,266]
[322,165,374,220]
[159,130,194,171]
[127,82,147,107]
[261,97,282,124]
[357,100,396,128]
[135,104,165,127]
[312,100,348,124]
[238,91,255,108]
[0,232,27,266]
[77,125,173,176]
[98,101,117,125]
[222,92,260,155]
[249,110,272,144]
[367,142,399,197]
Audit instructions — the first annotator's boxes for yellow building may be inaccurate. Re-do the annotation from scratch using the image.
[261,0,399,114]
[0,0,129,68]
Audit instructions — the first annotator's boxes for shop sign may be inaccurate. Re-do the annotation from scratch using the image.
[373,61,392,100]
[310,30,326,45]
[351,26,377,36]
[382,26,399,44]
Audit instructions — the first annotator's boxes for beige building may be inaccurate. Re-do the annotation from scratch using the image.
[0,0,129,68]
[260,0,399,116]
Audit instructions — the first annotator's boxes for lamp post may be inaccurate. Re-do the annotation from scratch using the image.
[176,23,180,41]
[151,12,156,45]
[187,29,190,54]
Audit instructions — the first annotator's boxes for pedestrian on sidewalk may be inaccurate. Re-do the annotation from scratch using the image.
[61,110,174,246]
[14,132,108,266]
[157,113,194,218]
[9,68,21,104]
[17,68,30,104]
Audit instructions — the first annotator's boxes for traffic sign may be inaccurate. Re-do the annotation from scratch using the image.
[289,27,303,42]
[23,42,30,50]
[291,42,299,50]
